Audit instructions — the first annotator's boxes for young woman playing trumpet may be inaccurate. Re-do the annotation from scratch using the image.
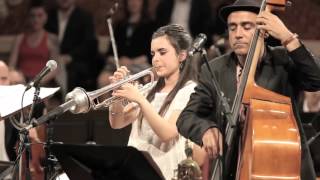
[108,24,208,179]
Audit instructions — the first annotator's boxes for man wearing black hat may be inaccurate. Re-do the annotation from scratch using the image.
[176,0,320,179]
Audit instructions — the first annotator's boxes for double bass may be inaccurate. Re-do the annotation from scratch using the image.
[211,0,301,179]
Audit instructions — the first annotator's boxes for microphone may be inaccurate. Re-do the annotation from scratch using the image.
[188,33,207,56]
[26,60,57,90]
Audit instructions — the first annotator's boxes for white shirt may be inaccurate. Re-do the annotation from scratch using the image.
[0,120,9,161]
[170,0,191,34]
[58,6,75,43]
[128,81,197,180]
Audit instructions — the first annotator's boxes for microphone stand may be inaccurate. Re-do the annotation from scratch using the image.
[307,112,320,146]
[308,131,320,145]
[22,100,76,180]
[16,86,41,180]
[86,118,96,144]
[17,128,31,180]
[43,115,61,180]
[18,90,74,180]
[197,49,233,180]
[21,86,93,179]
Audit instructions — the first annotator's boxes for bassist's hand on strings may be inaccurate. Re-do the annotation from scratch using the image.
[256,11,300,51]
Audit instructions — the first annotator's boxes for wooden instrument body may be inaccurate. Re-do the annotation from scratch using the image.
[236,0,301,179]
[237,84,301,180]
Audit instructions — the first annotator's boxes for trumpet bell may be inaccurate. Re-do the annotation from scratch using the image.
[65,87,91,114]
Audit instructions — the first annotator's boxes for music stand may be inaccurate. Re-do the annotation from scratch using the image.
[0,85,59,119]
[0,161,14,179]
[51,144,165,180]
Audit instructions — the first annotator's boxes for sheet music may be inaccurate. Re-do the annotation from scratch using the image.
[0,84,60,119]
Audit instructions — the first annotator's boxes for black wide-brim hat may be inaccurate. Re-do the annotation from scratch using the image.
[219,0,262,23]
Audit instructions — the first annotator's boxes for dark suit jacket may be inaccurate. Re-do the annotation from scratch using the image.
[177,45,320,179]
[5,120,18,161]
[156,0,213,46]
[106,21,156,64]
[45,7,99,91]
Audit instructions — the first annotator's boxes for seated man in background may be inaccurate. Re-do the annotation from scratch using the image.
[0,60,13,163]
[1,61,46,180]
[9,69,26,85]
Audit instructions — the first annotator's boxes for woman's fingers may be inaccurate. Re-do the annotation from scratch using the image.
[109,66,131,84]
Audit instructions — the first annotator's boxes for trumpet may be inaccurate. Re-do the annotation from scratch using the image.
[65,68,155,114]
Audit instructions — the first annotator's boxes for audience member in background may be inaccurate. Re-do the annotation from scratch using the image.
[6,66,46,180]
[108,24,208,180]
[155,0,214,47]
[107,0,156,66]
[0,61,15,180]
[2,61,44,179]
[45,0,99,91]
[9,69,26,85]
[9,0,59,87]
[97,64,117,89]
[0,61,13,163]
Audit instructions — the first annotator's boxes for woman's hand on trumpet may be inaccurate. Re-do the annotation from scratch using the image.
[109,66,145,111]
[112,83,145,104]
[109,66,130,83]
